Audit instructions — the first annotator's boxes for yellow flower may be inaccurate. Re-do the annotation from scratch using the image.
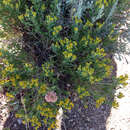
[112,100,119,108]
[5,64,14,72]
[18,15,24,21]
[19,81,27,88]
[104,0,108,6]
[10,77,16,86]
[43,119,47,125]
[72,55,77,61]
[66,43,73,50]
[58,101,64,106]
[6,92,14,100]
[67,53,72,58]
[117,92,124,99]
[52,31,56,36]
[3,0,11,5]
[53,25,62,35]
[51,122,56,129]
[96,97,105,108]
[15,114,23,118]
[73,41,77,46]
[41,4,46,10]
[50,17,54,21]
[81,36,86,41]
[0,79,9,85]
[0,51,2,56]
[57,25,62,30]
[32,11,36,17]
[53,42,60,49]
[16,75,20,79]
[37,105,42,111]
[54,16,58,21]
[31,78,39,87]
[74,27,78,32]
[38,84,47,94]
[96,37,102,43]
[24,12,29,17]
[59,39,65,46]
[3,59,9,65]
[75,16,82,24]
[70,102,74,108]
[16,3,19,9]
[85,20,93,27]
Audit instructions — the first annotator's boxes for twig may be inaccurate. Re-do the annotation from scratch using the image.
[20,93,29,130]
[55,107,63,130]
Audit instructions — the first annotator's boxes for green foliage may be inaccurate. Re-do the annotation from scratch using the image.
[0,0,128,129]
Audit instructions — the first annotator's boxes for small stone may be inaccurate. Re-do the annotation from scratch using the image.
[90,128,95,130]
[14,124,17,127]
[17,118,22,125]
[67,84,71,87]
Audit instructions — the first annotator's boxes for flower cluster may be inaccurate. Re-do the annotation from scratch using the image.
[96,97,105,108]
[77,86,90,99]
[77,62,95,83]
[42,62,54,77]
[38,84,47,95]
[57,98,74,110]
[118,74,128,86]
[92,48,106,57]
[112,100,119,109]
[61,38,77,61]
[52,25,62,36]
[117,92,124,99]
[46,15,57,24]
[74,16,82,24]
[52,37,77,62]
[18,7,37,21]
[83,20,93,28]
[3,0,11,5]
[6,92,14,100]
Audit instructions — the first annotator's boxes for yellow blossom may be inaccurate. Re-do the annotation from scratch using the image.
[10,77,16,86]
[38,84,47,94]
[74,27,78,32]
[41,4,45,10]
[3,0,11,5]
[37,105,42,111]
[81,36,86,41]
[18,15,24,21]
[85,20,93,27]
[75,16,82,24]
[16,75,20,79]
[117,92,124,99]
[31,78,39,87]
[32,11,36,17]
[16,3,19,9]
[96,97,105,108]
[0,51,2,56]
[15,114,23,118]
[0,79,9,85]
[72,55,77,61]
[6,92,14,100]
[19,81,27,88]
[112,100,119,108]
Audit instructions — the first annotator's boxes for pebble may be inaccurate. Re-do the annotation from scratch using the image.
[17,118,22,125]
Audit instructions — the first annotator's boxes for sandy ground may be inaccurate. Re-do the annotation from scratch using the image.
[0,94,9,130]
[106,9,130,130]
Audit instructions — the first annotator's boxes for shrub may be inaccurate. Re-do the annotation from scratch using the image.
[0,0,128,129]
